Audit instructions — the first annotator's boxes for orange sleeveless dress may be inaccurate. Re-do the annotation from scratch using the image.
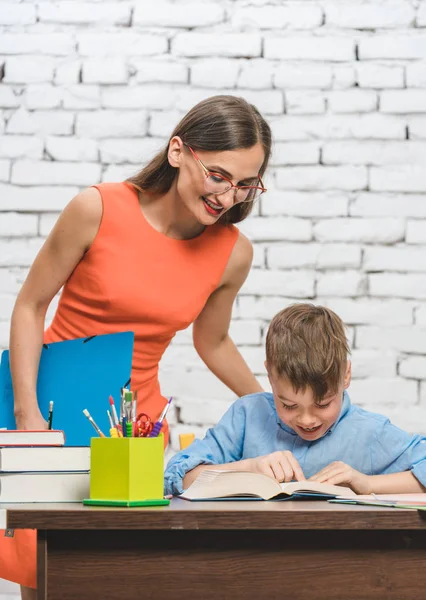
[0,182,238,588]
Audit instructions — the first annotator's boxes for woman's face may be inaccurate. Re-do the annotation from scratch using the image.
[169,139,265,225]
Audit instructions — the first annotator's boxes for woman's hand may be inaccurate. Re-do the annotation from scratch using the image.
[309,461,371,494]
[249,451,305,483]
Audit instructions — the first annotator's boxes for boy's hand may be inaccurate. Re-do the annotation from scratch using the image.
[250,451,305,483]
[309,461,371,494]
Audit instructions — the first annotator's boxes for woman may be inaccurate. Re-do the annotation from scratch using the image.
[4,94,272,599]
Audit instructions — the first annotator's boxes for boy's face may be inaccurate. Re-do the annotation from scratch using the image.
[266,362,351,442]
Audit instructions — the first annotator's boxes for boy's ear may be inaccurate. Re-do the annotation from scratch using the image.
[168,136,184,168]
[343,360,352,390]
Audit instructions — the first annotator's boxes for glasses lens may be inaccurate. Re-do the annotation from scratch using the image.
[205,174,231,195]
[236,187,263,203]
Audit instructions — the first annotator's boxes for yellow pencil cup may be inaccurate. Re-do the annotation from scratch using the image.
[89,435,164,503]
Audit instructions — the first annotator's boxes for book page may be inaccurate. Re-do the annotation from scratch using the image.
[280,480,356,497]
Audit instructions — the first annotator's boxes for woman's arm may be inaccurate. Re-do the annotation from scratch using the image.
[10,187,102,429]
[192,232,263,397]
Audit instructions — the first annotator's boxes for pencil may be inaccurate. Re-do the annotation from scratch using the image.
[47,401,54,430]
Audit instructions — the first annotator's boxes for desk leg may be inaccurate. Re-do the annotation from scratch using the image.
[41,529,426,600]
[36,530,47,600]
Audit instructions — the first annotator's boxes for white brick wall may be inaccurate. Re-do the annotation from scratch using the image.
[1,6,426,592]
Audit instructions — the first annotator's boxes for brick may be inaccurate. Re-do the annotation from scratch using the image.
[274,64,333,89]
[369,274,426,299]
[314,218,404,243]
[356,63,404,89]
[364,247,426,272]
[76,111,147,139]
[149,110,184,138]
[359,35,426,59]
[358,325,426,353]
[82,59,128,84]
[317,244,362,269]
[78,33,167,56]
[178,397,234,426]
[172,33,262,58]
[409,117,426,139]
[417,4,426,26]
[0,3,36,25]
[261,191,348,217]
[332,65,356,89]
[55,60,81,84]
[174,87,284,115]
[190,59,240,88]
[4,56,56,84]
[40,213,60,237]
[406,220,426,244]
[324,141,426,165]
[101,164,136,182]
[237,296,302,321]
[238,217,311,242]
[276,166,367,191]
[238,346,267,375]
[349,378,417,406]
[0,238,44,267]
[62,85,100,109]
[237,60,274,90]
[38,2,131,25]
[6,109,74,135]
[133,60,188,84]
[267,243,319,269]
[160,367,236,401]
[0,160,10,182]
[0,293,15,321]
[381,90,426,113]
[102,86,176,110]
[415,304,426,325]
[406,63,426,88]
[0,213,38,237]
[11,160,101,186]
[399,357,426,379]
[134,2,224,27]
[265,37,355,61]
[285,91,325,115]
[0,86,20,108]
[0,33,74,56]
[325,2,414,29]
[270,143,320,166]
[25,84,62,110]
[241,268,315,297]
[229,320,262,345]
[99,138,164,165]
[351,193,426,218]
[46,137,98,162]
[327,90,377,113]
[0,136,43,160]
[321,298,413,326]
[231,5,323,29]
[351,350,397,378]
[371,166,426,192]
[270,114,405,141]
[317,271,366,297]
[0,184,78,211]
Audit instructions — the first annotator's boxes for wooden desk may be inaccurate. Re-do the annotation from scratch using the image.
[4,499,426,600]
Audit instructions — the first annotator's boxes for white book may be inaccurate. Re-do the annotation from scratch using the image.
[0,446,90,473]
[0,430,65,446]
[0,472,90,503]
[180,469,356,501]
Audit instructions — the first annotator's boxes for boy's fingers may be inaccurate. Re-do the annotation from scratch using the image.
[287,455,305,481]
[269,461,285,482]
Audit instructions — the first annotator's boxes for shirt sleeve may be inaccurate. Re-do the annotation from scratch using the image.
[164,399,247,496]
[370,418,426,486]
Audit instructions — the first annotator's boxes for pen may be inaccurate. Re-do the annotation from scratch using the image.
[82,408,105,437]
[47,401,54,430]
[148,397,173,438]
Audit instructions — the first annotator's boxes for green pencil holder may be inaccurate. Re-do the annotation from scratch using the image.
[87,435,165,505]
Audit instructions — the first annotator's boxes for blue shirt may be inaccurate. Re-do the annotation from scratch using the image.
[164,391,426,495]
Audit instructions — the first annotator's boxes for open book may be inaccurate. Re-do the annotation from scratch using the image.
[180,469,356,501]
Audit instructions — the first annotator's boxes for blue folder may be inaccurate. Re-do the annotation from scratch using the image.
[0,331,134,446]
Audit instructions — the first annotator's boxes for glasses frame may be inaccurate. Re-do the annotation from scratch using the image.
[184,143,267,203]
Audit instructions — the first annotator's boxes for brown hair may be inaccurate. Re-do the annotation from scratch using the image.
[265,304,350,401]
[127,95,272,225]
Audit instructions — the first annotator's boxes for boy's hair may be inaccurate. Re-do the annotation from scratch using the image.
[265,303,350,401]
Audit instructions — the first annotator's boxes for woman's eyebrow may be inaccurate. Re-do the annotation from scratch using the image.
[207,164,259,182]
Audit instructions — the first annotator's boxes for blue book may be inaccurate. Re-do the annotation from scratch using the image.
[0,331,134,446]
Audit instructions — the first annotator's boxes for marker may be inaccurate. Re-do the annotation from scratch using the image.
[82,409,105,437]
[47,401,54,430]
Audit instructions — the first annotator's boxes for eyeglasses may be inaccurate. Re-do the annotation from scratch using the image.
[184,144,267,203]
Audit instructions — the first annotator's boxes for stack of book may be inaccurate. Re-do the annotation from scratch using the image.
[0,430,90,503]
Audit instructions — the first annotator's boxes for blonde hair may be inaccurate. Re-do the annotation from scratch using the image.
[127,95,272,225]
[265,304,350,401]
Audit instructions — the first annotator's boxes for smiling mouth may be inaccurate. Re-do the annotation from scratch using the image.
[299,425,321,433]
[201,196,223,216]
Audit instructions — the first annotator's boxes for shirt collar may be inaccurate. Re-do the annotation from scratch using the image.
[271,390,352,436]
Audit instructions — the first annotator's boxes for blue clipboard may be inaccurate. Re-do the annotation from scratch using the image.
[0,331,134,446]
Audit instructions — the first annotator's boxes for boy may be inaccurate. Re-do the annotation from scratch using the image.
[165,304,426,496]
